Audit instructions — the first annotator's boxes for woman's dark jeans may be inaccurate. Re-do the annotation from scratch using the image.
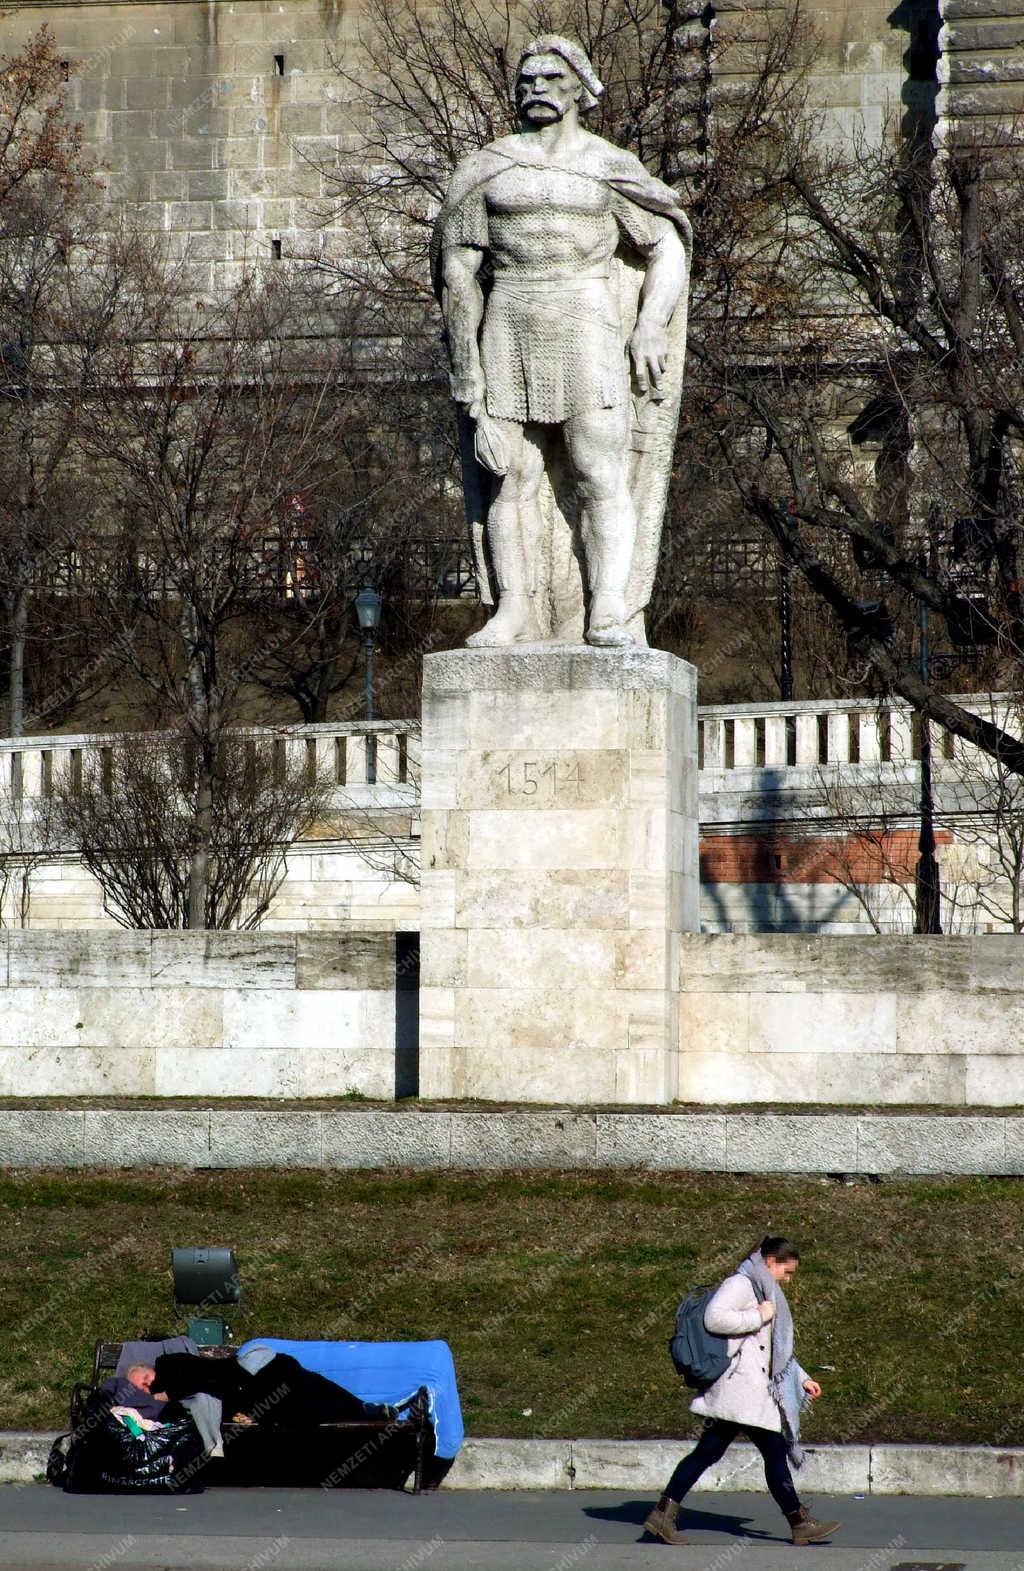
[665,1418,801,1517]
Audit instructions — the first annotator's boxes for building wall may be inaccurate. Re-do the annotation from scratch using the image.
[0,0,359,298]
[0,0,1009,268]
[0,0,976,302]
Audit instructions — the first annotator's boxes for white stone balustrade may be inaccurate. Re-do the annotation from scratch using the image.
[0,697,1007,814]
[696,694,998,787]
[0,721,420,810]
[0,695,1016,937]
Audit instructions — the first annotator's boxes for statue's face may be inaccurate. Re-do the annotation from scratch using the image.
[515,52,581,126]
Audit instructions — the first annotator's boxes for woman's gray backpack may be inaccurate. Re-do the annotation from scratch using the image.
[668,1288,733,1389]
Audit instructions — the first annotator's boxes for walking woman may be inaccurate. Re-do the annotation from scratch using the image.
[645,1235,841,1547]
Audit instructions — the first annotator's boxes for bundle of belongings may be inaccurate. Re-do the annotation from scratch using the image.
[48,1336,402,1494]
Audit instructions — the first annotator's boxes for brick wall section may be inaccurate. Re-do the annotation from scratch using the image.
[700,827,953,884]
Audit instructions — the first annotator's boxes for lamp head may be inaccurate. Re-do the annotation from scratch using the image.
[354,586,382,633]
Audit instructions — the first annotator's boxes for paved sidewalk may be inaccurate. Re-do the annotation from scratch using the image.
[0,1486,1022,1571]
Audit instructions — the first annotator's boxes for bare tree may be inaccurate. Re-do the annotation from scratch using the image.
[0,28,126,735]
[812,761,922,933]
[938,696,1024,932]
[698,98,1024,768]
[77,262,368,924]
[51,732,334,930]
[809,692,1024,933]
[241,359,462,723]
[0,765,61,926]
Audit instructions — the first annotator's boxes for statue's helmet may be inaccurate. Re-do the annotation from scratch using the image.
[516,35,604,112]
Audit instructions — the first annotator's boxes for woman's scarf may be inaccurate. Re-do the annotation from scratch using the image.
[738,1250,809,1467]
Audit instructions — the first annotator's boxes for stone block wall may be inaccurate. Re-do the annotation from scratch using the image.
[939,0,1024,140]
[0,0,360,298]
[679,932,1024,1104]
[0,0,956,307]
[1,842,420,933]
[0,930,411,1098]
[2,928,1023,1105]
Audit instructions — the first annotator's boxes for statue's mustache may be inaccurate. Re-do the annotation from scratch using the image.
[520,97,560,113]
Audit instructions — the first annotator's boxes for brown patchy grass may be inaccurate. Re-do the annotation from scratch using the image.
[1,1168,1021,1445]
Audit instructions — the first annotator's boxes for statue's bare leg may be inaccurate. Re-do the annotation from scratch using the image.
[467,420,546,647]
[563,406,635,647]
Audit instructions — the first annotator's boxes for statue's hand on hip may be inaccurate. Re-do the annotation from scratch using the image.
[628,323,669,401]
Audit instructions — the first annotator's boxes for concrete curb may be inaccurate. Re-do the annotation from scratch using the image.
[4,1433,1024,1496]
[1,1107,1022,1175]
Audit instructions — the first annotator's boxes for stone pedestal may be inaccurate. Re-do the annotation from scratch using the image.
[418,647,699,1104]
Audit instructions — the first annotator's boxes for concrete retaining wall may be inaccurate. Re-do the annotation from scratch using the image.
[0,931,412,1100]
[679,933,1024,1105]
[1,1107,1021,1174]
[4,930,1024,1109]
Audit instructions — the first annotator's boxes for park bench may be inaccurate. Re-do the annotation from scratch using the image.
[82,1339,435,1492]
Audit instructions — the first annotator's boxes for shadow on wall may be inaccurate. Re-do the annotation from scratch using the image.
[700,875,856,934]
[395,932,419,1097]
[888,0,940,145]
[699,765,867,933]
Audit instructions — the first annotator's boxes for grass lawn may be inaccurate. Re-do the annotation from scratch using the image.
[2,1168,1021,1445]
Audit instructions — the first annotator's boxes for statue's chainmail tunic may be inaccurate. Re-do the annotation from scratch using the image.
[481,274,626,423]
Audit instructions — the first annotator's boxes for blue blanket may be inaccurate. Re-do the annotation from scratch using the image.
[237,1339,464,1460]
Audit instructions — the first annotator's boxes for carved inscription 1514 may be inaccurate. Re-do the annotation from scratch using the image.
[495,756,584,800]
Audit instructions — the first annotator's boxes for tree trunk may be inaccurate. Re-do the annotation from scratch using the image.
[187,745,214,929]
[181,603,218,929]
[8,586,29,738]
[311,666,331,724]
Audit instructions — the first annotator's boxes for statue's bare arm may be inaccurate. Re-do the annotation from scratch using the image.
[441,243,487,416]
[628,221,688,398]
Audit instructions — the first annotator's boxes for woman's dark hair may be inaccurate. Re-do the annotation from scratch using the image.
[759,1234,800,1263]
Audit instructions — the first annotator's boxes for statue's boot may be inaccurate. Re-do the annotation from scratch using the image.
[467,514,542,646]
[466,592,542,647]
[586,589,634,648]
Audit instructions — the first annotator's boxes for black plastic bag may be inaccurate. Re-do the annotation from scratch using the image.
[59,1389,206,1494]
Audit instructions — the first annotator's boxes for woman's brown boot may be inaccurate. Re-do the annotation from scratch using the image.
[643,1495,689,1544]
[789,1505,841,1545]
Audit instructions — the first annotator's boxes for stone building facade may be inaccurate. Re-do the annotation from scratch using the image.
[1,0,361,298]
[2,0,1013,300]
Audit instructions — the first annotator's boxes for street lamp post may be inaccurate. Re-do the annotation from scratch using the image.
[778,501,796,764]
[354,587,382,784]
[915,542,942,933]
[779,558,793,701]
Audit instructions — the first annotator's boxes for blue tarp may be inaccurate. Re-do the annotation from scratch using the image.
[236,1338,464,1460]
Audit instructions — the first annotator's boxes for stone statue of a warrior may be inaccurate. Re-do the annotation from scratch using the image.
[432,34,691,648]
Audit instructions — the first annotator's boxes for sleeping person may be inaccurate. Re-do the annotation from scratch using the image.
[153,1348,396,1428]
